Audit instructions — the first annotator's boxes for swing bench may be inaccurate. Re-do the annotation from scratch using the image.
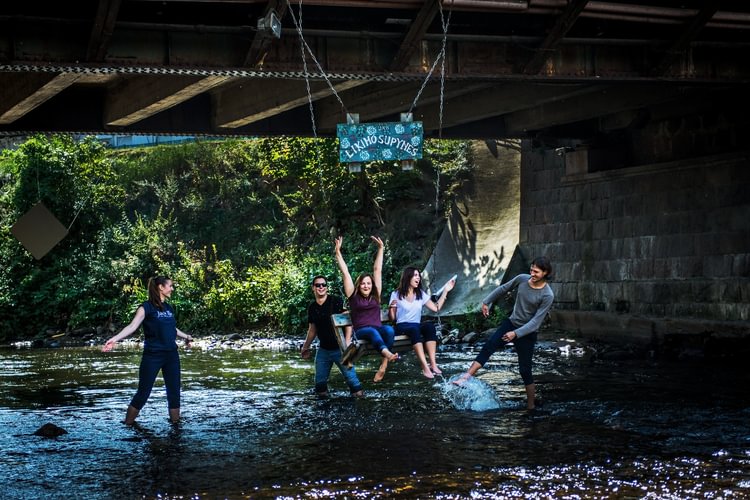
[330,310,413,366]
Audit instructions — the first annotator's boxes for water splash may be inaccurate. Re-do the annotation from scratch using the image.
[440,375,501,411]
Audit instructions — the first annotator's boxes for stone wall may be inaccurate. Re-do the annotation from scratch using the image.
[520,144,750,344]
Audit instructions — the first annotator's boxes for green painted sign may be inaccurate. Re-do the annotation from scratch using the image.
[337,121,424,163]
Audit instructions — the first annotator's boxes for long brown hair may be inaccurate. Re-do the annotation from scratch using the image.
[353,272,380,303]
[147,276,170,311]
[396,266,424,300]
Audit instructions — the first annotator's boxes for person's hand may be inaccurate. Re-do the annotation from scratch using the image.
[444,278,456,293]
[502,331,517,342]
[184,335,194,348]
[102,338,116,352]
[481,303,490,318]
[301,346,311,359]
[370,235,383,248]
[334,236,343,254]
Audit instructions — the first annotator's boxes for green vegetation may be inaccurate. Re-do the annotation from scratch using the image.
[450,302,508,335]
[0,135,473,340]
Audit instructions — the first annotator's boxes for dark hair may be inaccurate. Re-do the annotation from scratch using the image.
[531,256,553,280]
[397,266,424,300]
[311,275,327,286]
[353,272,380,303]
[147,276,171,311]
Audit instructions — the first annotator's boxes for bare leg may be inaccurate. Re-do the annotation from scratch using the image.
[525,384,536,410]
[453,361,482,385]
[124,405,140,426]
[413,343,433,379]
[169,408,181,424]
[425,340,441,374]
[374,354,390,382]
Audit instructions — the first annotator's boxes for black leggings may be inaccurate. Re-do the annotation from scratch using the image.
[474,318,537,386]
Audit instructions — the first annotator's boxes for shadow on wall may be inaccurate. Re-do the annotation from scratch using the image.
[424,140,521,316]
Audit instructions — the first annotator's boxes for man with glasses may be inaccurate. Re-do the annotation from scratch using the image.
[301,275,364,398]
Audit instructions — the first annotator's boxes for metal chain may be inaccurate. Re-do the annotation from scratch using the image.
[285,0,348,114]
[293,0,317,138]
[433,1,452,334]
[0,63,453,83]
[438,1,449,140]
[408,4,452,114]
[290,0,332,207]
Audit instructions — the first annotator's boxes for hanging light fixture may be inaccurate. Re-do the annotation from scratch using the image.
[257,10,282,39]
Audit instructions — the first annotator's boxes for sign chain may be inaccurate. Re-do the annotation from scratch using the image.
[408,2,452,115]
[294,0,317,138]
[286,0,348,115]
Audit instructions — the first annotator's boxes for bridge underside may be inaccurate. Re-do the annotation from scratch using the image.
[3,1,749,346]
[2,0,750,142]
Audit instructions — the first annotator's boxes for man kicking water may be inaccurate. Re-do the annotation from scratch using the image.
[454,257,554,410]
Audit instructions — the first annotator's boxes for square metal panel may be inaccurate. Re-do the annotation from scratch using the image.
[10,202,68,260]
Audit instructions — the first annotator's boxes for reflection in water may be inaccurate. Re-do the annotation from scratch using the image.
[1,336,749,498]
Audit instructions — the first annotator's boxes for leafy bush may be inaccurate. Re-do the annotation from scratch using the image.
[451,302,509,335]
[0,135,474,339]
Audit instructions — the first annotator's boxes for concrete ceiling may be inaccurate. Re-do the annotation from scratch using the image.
[1,0,749,140]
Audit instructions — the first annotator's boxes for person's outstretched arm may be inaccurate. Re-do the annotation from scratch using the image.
[425,277,455,312]
[371,236,384,299]
[176,328,193,347]
[102,306,146,351]
[481,274,523,317]
[334,236,355,298]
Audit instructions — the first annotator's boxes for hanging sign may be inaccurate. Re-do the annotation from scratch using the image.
[337,121,424,163]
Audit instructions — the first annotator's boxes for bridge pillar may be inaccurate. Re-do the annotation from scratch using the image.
[520,141,750,349]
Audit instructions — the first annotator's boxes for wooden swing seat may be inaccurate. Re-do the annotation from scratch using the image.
[331,310,412,365]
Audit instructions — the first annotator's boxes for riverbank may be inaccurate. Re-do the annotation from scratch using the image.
[7,324,739,366]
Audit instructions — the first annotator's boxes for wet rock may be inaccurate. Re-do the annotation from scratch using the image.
[226,333,243,341]
[33,423,68,437]
[462,332,479,344]
[70,327,95,337]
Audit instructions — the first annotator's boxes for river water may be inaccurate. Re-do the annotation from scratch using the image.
[2,334,749,499]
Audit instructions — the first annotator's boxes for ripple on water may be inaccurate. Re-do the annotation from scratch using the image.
[2,340,750,498]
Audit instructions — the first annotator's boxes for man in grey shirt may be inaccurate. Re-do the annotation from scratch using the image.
[454,257,554,410]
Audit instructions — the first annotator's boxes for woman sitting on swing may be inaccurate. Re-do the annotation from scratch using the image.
[334,235,398,383]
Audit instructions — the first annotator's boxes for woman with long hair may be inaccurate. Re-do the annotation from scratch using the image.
[102,276,193,425]
[454,257,554,410]
[334,235,397,383]
[388,267,455,379]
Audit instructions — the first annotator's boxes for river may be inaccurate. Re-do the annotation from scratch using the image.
[2,333,749,499]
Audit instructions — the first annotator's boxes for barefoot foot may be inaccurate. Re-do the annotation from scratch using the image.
[373,368,386,383]
[430,365,443,375]
[452,372,472,386]
[422,367,435,379]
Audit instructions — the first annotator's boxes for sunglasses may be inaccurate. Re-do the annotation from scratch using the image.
[313,283,328,288]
